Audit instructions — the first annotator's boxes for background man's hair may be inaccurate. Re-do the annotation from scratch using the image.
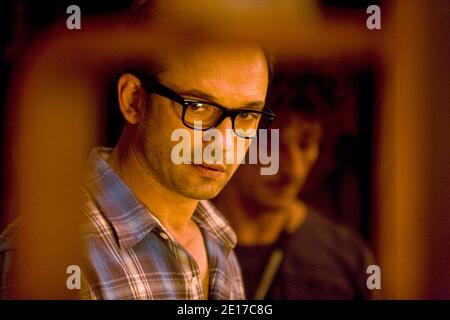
[267,68,338,122]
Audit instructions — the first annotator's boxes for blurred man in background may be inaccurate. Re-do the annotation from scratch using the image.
[213,70,374,299]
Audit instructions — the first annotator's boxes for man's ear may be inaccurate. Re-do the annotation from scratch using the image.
[117,73,147,124]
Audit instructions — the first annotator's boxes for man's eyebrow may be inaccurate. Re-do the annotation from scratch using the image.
[180,89,217,101]
[241,101,266,110]
[180,89,265,110]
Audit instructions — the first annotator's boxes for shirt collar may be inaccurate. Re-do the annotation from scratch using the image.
[83,147,237,250]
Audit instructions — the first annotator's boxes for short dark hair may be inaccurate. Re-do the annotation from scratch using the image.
[266,69,337,121]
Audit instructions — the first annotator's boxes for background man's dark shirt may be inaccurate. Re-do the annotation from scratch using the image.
[235,210,374,300]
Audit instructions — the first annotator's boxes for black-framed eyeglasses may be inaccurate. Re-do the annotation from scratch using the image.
[138,75,276,139]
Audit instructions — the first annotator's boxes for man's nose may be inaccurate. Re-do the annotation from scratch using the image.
[215,115,233,130]
[213,117,235,160]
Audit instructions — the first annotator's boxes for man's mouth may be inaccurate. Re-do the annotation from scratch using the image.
[197,163,226,172]
[191,163,227,178]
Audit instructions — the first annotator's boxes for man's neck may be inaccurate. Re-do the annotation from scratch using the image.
[106,141,198,235]
[216,188,307,246]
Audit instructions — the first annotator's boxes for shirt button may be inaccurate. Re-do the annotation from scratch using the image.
[160,232,169,240]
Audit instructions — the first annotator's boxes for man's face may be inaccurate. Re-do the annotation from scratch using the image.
[137,44,268,200]
[228,109,321,210]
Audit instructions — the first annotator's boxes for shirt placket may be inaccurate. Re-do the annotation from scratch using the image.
[157,228,203,299]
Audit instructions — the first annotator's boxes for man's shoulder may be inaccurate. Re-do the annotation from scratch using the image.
[0,218,21,253]
[0,218,21,298]
[300,210,367,244]
[291,209,374,268]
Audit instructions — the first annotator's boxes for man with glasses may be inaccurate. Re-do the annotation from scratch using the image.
[79,42,273,299]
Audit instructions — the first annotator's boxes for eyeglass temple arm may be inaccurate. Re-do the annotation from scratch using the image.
[142,77,185,105]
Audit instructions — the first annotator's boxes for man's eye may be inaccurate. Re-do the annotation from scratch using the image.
[238,112,257,120]
[188,103,207,112]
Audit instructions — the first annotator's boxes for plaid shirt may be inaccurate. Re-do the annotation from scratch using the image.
[0,148,244,300]
[83,148,244,299]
